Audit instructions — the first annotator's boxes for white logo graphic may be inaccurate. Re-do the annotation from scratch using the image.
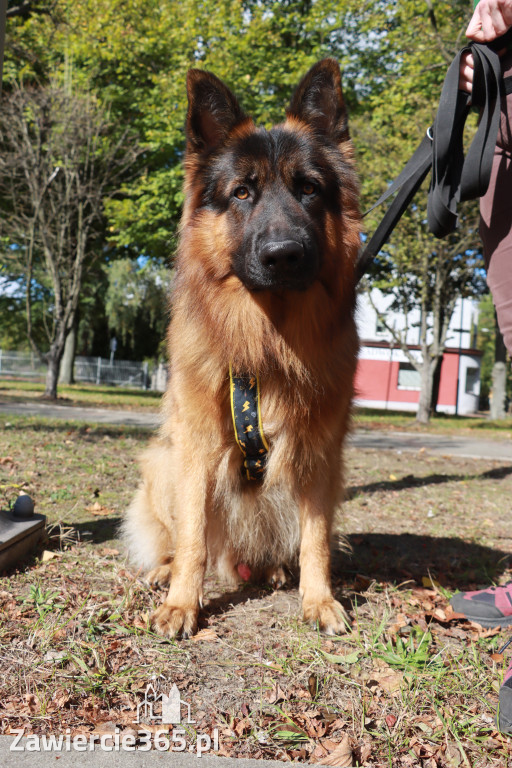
[136,676,195,725]
[10,676,219,756]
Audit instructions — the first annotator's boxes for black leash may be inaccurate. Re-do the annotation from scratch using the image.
[356,39,509,284]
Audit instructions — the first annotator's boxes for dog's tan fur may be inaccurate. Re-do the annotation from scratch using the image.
[123,59,360,638]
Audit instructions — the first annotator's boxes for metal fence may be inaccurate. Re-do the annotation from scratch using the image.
[0,350,46,379]
[74,356,149,388]
[0,349,165,390]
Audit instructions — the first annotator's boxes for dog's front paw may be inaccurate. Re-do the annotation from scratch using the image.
[151,602,199,639]
[146,564,173,589]
[302,597,350,635]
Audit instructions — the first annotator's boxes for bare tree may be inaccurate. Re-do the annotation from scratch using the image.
[0,83,141,397]
[363,206,484,424]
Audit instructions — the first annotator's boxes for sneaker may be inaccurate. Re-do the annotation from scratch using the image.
[499,657,512,733]
[450,582,512,628]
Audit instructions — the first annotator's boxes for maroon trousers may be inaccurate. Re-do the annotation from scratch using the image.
[479,51,512,353]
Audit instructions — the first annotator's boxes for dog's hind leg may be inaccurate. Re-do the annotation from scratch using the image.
[265,565,287,590]
[146,557,173,588]
[123,441,176,582]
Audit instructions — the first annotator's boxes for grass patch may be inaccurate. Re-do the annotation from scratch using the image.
[0,413,511,765]
[355,406,512,437]
[0,379,161,411]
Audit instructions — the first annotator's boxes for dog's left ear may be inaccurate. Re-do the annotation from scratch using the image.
[287,59,349,144]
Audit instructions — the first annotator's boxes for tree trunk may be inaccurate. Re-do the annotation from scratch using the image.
[430,354,443,416]
[416,355,435,425]
[490,319,507,419]
[45,351,61,399]
[44,334,67,398]
[58,322,77,385]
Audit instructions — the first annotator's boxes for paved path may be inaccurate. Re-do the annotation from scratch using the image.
[0,736,293,767]
[349,428,512,462]
[0,400,161,429]
[1,399,512,461]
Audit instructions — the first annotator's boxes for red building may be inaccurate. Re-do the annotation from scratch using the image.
[355,292,482,415]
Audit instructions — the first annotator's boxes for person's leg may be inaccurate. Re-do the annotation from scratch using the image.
[499,659,512,732]
[451,54,512,731]
[479,51,512,354]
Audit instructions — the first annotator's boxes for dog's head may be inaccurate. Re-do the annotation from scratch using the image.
[182,59,359,294]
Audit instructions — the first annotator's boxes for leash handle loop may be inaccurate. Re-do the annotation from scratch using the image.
[357,40,503,282]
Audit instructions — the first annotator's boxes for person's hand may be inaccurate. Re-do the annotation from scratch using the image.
[459,50,475,93]
[459,0,512,93]
[466,0,512,42]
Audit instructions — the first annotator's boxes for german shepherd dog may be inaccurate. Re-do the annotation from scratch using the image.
[123,59,360,638]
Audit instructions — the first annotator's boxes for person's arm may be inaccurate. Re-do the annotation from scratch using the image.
[460,0,512,93]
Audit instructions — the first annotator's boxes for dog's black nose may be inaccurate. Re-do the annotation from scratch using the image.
[259,240,305,274]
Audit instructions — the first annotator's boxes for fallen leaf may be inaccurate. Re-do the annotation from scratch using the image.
[357,742,372,764]
[100,547,120,557]
[370,668,404,693]
[312,744,329,759]
[320,650,359,665]
[24,694,39,714]
[385,714,397,728]
[445,610,470,622]
[389,474,397,481]
[445,743,462,767]
[136,724,170,735]
[41,550,62,563]
[308,674,318,698]
[87,502,115,516]
[191,627,219,642]
[133,613,149,629]
[304,717,326,739]
[265,683,287,704]
[469,624,501,639]
[317,734,353,766]
[424,608,449,623]
[234,717,252,736]
[422,575,441,590]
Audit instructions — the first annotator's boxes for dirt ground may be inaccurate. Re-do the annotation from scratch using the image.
[1,415,512,766]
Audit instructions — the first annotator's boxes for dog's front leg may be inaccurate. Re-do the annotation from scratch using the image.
[299,479,349,635]
[151,451,208,639]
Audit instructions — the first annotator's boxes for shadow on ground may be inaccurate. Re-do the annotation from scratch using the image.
[160,532,512,626]
[72,516,123,544]
[346,464,512,499]
[333,532,512,589]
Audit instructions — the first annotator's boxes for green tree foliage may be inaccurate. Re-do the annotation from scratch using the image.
[477,292,496,407]
[350,0,487,421]
[2,0,493,415]
[104,257,171,358]
[6,0,362,259]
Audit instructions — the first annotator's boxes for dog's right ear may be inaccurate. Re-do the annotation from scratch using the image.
[186,70,248,155]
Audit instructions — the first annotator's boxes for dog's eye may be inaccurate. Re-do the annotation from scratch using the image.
[234,186,250,200]
[301,181,316,196]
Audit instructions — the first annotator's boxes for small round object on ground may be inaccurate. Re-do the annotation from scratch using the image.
[12,494,35,519]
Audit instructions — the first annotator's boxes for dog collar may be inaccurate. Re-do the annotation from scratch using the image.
[229,365,269,481]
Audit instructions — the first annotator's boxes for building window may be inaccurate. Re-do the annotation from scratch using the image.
[465,367,479,395]
[397,362,421,390]
[375,316,387,336]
